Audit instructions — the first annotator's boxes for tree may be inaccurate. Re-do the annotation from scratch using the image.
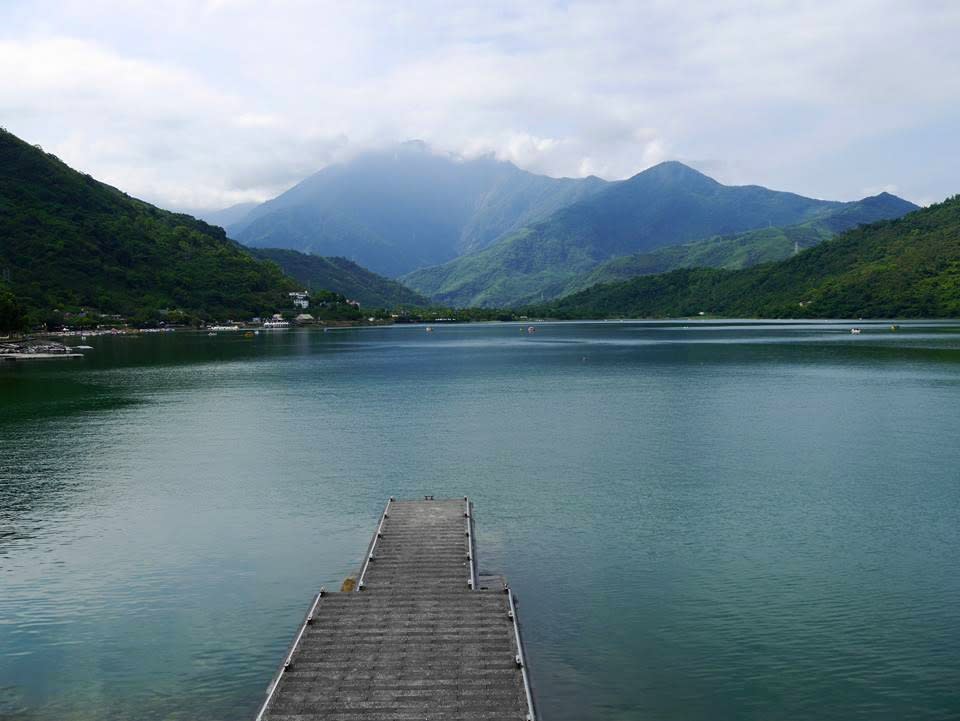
[0,286,26,333]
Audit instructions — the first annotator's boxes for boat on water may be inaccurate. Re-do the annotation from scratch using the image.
[75,345,94,350]
[243,331,255,338]
[850,327,862,335]
[262,320,290,330]
[527,326,536,334]
[208,325,240,332]
[425,326,433,332]
[207,332,217,336]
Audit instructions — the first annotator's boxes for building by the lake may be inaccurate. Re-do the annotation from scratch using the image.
[288,291,309,309]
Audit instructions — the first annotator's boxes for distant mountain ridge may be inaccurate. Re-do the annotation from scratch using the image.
[249,248,430,308]
[229,142,606,276]
[402,161,886,307]
[219,147,918,310]
[196,201,259,229]
[529,196,960,319]
[564,192,919,295]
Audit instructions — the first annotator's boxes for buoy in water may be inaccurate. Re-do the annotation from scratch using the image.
[425,326,433,332]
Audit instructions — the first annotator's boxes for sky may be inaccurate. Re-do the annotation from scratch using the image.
[1,0,957,211]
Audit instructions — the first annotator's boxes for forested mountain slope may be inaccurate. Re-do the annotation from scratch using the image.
[250,248,429,307]
[403,161,855,306]
[0,128,295,322]
[530,197,960,319]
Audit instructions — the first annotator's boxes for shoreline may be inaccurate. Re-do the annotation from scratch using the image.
[1,352,85,361]
[1,339,86,362]
[6,316,958,347]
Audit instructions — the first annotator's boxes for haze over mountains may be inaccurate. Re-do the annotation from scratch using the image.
[221,144,918,307]
[225,141,606,277]
[199,202,259,230]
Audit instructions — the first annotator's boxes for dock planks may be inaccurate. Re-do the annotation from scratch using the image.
[256,497,536,721]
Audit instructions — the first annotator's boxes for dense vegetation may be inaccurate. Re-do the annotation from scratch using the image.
[231,141,605,276]
[249,248,430,307]
[403,162,875,307]
[566,192,918,293]
[295,289,363,322]
[389,306,520,323]
[527,197,960,319]
[0,128,297,324]
[0,283,26,333]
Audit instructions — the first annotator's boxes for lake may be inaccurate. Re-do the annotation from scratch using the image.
[2,321,959,721]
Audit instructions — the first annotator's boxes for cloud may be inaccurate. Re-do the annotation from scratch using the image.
[1,0,958,208]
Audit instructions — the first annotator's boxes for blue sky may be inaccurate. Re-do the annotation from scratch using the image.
[1,0,957,210]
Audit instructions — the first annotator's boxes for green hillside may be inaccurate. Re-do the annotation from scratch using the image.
[530,197,960,319]
[249,248,430,307]
[403,161,854,307]
[566,192,918,294]
[0,128,295,324]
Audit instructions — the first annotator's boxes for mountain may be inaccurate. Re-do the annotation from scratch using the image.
[249,248,430,307]
[228,141,606,277]
[0,128,295,322]
[529,197,960,319]
[195,201,258,229]
[564,192,919,294]
[402,161,861,307]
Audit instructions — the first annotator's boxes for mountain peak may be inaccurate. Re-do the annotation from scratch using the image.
[229,140,609,276]
[856,191,919,213]
[632,160,718,186]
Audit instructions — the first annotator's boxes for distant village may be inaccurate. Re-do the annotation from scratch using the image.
[22,289,376,335]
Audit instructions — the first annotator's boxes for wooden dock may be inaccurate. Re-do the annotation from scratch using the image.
[255,497,537,720]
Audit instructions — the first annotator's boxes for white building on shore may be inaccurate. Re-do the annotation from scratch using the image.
[289,291,310,309]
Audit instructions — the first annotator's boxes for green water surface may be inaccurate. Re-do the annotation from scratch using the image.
[2,321,959,720]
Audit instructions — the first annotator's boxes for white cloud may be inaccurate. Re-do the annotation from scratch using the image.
[1,0,958,208]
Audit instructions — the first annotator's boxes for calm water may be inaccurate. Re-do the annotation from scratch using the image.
[2,321,960,721]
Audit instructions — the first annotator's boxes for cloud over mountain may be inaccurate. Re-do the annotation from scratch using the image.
[1,0,958,210]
